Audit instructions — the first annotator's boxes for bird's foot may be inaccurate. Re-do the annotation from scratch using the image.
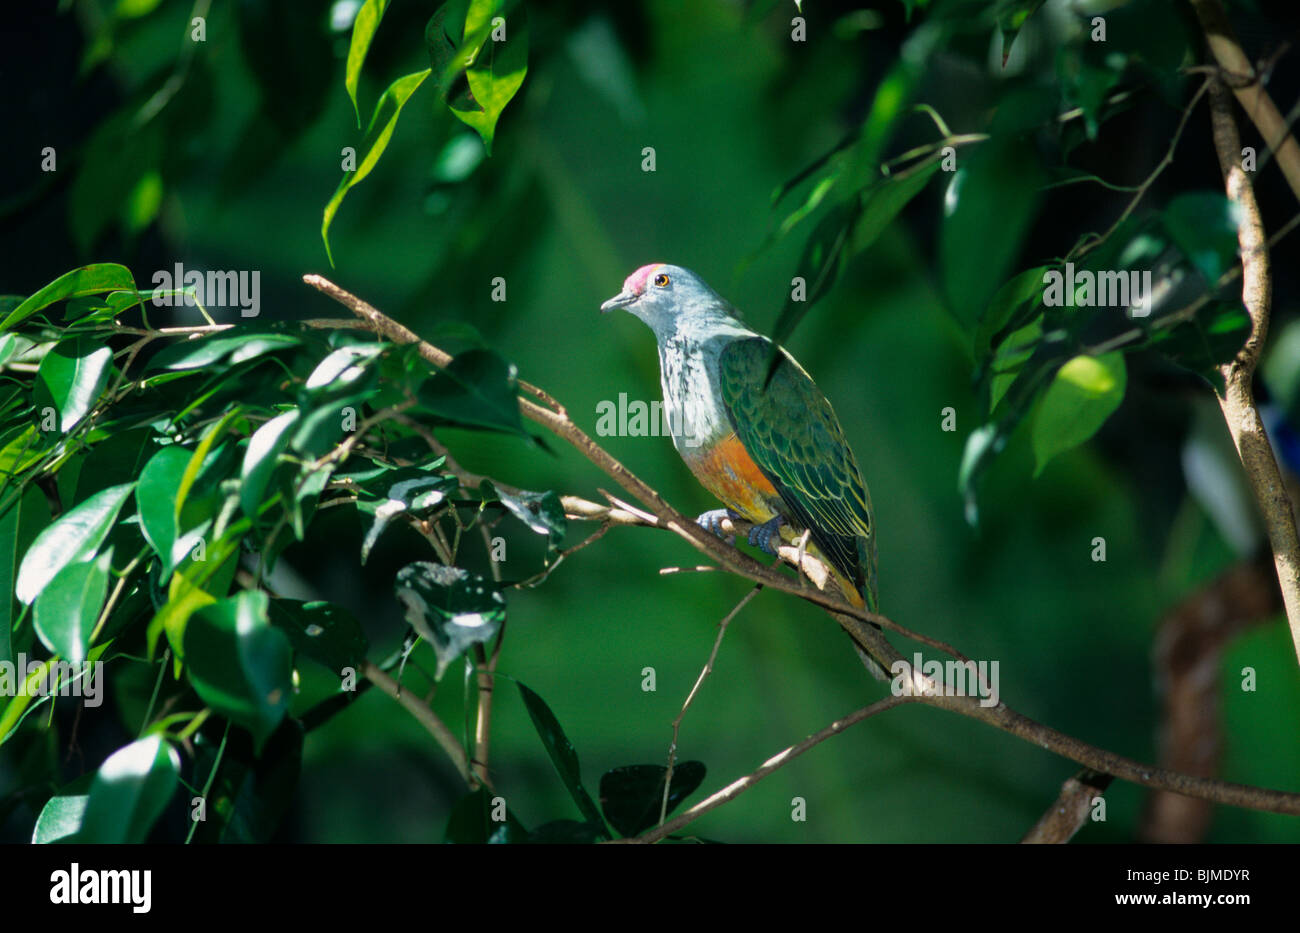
[747,515,785,556]
[696,508,740,544]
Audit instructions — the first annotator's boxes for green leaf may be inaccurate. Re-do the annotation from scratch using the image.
[448,4,528,154]
[771,200,860,349]
[940,138,1044,329]
[78,735,180,843]
[1148,301,1250,391]
[146,331,302,371]
[321,68,431,266]
[304,344,385,393]
[479,479,565,550]
[394,562,504,678]
[32,775,92,844]
[345,0,391,127]
[997,0,1047,65]
[267,599,368,673]
[183,590,293,749]
[526,819,607,843]
[975,266,1049,359]
[1031,352,1127,475]
[1162,192,1243,286]
[599,762,707,838]
[16,482,133,604]
[240,410,300,517]
[33,337,115,433]
[189,719,303,844]
[517,681,606,834]
[356,469,457,563]
[418,348,527,438]
[137,446,196,574]
[33,550,111,665]
[0,263,136,331]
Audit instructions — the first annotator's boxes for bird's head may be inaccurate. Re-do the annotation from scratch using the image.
[600,263,727,337]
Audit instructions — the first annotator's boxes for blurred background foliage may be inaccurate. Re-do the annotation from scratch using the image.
[2,0,1300,842]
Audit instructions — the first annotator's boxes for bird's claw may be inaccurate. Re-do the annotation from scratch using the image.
[747,516,785,556]
[696,508,739,544]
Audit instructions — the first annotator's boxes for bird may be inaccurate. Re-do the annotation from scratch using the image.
[600,262,881,642]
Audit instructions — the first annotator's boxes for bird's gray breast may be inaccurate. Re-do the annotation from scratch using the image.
[657,333,729,454]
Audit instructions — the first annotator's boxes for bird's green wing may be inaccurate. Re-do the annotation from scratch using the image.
[717,337,876,604]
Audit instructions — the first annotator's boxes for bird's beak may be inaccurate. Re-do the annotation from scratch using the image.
[600,289,638,313]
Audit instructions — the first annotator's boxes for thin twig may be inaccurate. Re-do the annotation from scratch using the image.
[659,585,762,827]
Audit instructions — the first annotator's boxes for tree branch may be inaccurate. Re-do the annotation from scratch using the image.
[1191,0,1300,205]
[1202,78,1300,666]
[360,659,472,787]
[1021,769,1113,844]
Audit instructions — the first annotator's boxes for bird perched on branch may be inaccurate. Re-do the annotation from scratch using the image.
[601,263,880,630]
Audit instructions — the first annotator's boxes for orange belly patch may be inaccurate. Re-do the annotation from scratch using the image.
[685,433,780,522]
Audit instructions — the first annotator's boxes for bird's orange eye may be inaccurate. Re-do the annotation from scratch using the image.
[653,273,670,287]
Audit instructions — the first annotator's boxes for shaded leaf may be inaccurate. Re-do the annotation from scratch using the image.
[517,681,606,833]
[445,786,528,843]
[418,348,527,438]
[268,599,368,673]
[599,762,707,838]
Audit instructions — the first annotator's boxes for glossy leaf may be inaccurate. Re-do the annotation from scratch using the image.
[394,562,504,677]
[31,776,92,844]
[448,4,528,154]
[356,469,457,563]
[33,549,111,665]
[240,410,300,517]
[146,332,302,372]
[78,735,180,844]
[183,590,293,748]
[0,263,136,331]
[268,599,368,673]
[137,446,194,574]
[345,0,391,127]
[16,482,133,605]
[479,479,565,550]
[34,337,114,433]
